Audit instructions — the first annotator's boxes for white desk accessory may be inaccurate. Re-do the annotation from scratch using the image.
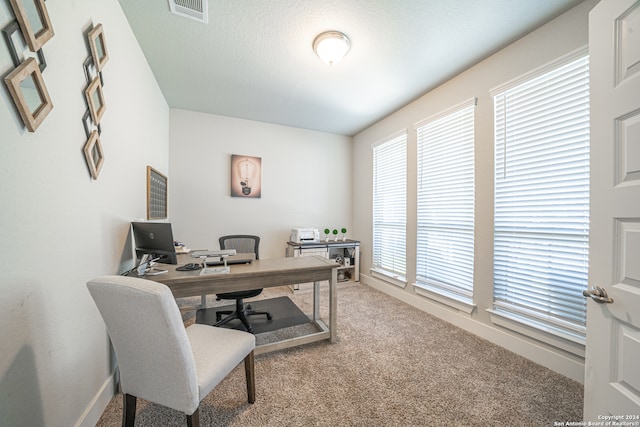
[196,249,237,275]
[137,255,168,276]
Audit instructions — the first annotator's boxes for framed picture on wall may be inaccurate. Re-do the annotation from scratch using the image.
[85,76,106,124]
[231,154,262,198]
[147,166,168,219]
[83,130,104,180]
[8,0,54,52]
[4,56,53,132]
[87,23,109,72]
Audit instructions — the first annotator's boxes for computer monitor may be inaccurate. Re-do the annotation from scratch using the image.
[131,222,178,265]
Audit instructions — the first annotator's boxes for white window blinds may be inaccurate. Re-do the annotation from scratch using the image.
[372,132,407,278]
[492,53,590,342]
[415,100,475,301]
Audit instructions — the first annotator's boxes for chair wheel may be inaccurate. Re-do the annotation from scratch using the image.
[267,314,273,320]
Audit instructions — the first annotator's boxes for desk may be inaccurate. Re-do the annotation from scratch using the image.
[286,239,360,288]
[149,254,339,355]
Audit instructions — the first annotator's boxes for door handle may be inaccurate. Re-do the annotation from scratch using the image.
[582,286,614,304]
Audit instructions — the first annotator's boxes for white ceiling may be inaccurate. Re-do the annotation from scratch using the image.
[118,0,585,136]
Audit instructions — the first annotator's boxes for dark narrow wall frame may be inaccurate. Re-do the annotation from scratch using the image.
[147,166,168,220]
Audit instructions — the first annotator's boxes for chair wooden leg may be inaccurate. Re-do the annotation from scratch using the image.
[187,407,200,427]
[244,351,256,404]
[122,394,136,427]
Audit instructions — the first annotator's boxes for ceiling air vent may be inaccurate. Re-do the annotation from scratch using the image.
[168,0,208,24]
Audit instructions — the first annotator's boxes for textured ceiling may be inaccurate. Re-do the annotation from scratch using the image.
[118,0,585,136]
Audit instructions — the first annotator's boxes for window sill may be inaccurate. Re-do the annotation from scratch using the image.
[487,308,585,358]
[370,269,407,288]
[412,282,476,315]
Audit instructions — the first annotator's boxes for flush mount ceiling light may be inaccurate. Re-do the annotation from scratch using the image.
[313,31,351,66]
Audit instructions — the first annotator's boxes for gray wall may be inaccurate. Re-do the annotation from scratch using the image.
[0,1,168,425]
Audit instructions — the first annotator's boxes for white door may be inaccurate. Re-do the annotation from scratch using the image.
[584,0,640,421]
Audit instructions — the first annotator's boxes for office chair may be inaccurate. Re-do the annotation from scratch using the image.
[87,275,255,427]
[213,235,272,333]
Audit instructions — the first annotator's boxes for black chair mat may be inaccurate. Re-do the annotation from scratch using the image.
[195,296,310,334]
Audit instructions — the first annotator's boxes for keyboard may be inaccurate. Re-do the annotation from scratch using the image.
[203,258,253,266]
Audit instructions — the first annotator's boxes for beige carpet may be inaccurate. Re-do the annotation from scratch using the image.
[95,283,583,426]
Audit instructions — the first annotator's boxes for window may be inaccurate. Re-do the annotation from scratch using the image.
[491,52,590,345]
[415,100,475,306]
[372,131,407,282]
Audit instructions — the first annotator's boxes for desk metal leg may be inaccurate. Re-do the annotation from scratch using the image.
[255,273,334,355]
[329,268,337,343]
[313,280,320,321]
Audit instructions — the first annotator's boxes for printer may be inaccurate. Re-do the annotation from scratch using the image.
[290,227,320,243]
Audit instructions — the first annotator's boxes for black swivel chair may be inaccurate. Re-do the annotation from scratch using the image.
[214,235,272,333]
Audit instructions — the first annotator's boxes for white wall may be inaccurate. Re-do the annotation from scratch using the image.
[169,109,353,258]
[0,1,169,426]
[0,0,595,424]
[352,0,598,383]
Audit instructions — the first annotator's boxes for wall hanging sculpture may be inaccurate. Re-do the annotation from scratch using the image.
[82,23,109,180]
[3,0,55,132]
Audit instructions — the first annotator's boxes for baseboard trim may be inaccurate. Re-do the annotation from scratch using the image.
[74,368,118,427]
[362,273,585,384]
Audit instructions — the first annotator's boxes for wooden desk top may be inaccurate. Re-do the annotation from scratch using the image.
[286,239,360,247]
[151,254,337,298]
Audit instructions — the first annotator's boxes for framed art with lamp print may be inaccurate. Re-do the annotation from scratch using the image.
[231,154,262,198]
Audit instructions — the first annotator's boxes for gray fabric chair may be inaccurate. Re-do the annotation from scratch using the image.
[87,275,256,427]
[213,235,272,333]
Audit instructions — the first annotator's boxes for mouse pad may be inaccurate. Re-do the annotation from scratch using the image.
[195,296,310,334]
